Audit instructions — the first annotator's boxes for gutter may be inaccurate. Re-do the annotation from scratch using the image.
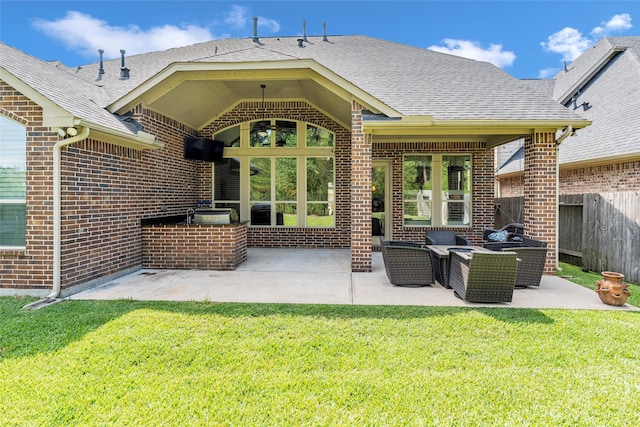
[47,126,91,299]
[554,126,573,270]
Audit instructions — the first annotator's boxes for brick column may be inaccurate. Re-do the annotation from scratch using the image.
[350,101,372,272]
[523,132,557,273]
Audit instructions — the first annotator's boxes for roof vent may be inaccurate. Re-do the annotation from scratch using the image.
[297,38,304,48]
[302,21,309,42]
[119,49,129,80]
[322,22,329,42]
[252,16,259,42]
[98,49,105,77]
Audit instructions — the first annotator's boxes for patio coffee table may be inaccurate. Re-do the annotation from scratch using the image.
[426,245,493,288]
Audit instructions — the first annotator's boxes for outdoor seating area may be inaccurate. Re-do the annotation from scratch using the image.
[380,231,550,303]
[483,237,549,288]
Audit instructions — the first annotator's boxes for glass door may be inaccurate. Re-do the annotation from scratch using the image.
[372,161,390,245]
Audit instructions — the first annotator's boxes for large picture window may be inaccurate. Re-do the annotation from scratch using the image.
[213,121,335,227]
[403,154,471,227]
[0,117,27,247]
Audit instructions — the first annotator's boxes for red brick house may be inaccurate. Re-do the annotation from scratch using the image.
[1,33,589,297]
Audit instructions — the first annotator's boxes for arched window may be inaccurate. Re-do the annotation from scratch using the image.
[212,120,335,227]
[0,116,27,247]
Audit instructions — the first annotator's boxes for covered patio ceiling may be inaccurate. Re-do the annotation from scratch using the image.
[109,66,370,131]
[144,77,354,130]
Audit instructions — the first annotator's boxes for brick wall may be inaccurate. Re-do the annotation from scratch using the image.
[142,223,247,270]
[201,101,352,249]
[350,102,371,271]
[1,81,200,292]
[1,81,55,292]
[560,160,640,194]
[499,160,640,196]
[55,107,199,289]
[373,141,495,246]
[523,132,557,273]
[498,175,524,197]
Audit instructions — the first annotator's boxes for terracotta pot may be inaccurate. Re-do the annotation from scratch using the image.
[595,271,631,306]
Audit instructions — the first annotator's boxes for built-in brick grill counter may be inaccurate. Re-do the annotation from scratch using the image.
[141,215,247,270]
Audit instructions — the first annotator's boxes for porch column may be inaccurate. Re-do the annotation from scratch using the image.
[350,101,372,272]
[523,132,557,273]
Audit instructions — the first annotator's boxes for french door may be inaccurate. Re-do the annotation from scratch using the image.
[372,161,391,245]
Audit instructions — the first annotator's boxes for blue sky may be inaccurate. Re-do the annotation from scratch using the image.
[0,0,637,79]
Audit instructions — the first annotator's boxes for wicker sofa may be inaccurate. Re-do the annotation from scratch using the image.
[483,238,548,288]
[448,250,519,302]
[380,238,434,287]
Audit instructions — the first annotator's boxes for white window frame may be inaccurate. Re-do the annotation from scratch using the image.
[213,120,335,228]
[403,153,472,228]
[0,116,27,248]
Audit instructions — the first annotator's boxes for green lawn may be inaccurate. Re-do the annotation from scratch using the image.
[1,297,639,426]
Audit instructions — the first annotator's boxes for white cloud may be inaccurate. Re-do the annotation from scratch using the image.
[427,39,515,68]
[32,11,216,60]
[257,17,280,33]
[224,5,248,28]
[538,67,560,79]
[591,13,633,36]
[224,6,280,33]
[540,27,592,62]
[541,13,633,66]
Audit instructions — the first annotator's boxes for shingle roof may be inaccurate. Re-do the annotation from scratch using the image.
[67,35,583,122]
[519,79,555,99]
[3,35,587,136]
[0,42,138,135]
[498,36,640,173]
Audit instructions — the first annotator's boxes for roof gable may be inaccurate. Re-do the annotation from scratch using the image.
[68,35,586,123]
[4,35,590,140]
[499,36,640,174]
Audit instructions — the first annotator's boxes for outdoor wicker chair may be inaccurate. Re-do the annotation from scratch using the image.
[424,230,471,246]
[448,250,518,302]
[484,238,548,287]
[380,238,435,287]
[482,223,524,242]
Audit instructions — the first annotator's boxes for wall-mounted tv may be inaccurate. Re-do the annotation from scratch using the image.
[184,137,224,162]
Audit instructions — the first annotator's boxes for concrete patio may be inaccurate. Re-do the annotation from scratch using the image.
[70,248,636,310]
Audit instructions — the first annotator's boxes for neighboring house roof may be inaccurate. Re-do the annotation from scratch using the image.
[2,35,588,141]
[519,79,555,99]
[498,36,640,175]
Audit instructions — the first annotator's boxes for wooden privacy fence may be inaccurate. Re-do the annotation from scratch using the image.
[494,191,640,283]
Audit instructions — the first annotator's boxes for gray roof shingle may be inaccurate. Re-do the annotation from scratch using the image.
[3,35,587,136]
[0,42,139,135]
[67,35,583,122]
[499,36,640,173]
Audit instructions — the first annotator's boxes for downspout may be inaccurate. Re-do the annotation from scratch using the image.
[47,126,90,299]
[554,125,573,270]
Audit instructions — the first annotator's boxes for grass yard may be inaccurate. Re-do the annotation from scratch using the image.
[1,297,639,426]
